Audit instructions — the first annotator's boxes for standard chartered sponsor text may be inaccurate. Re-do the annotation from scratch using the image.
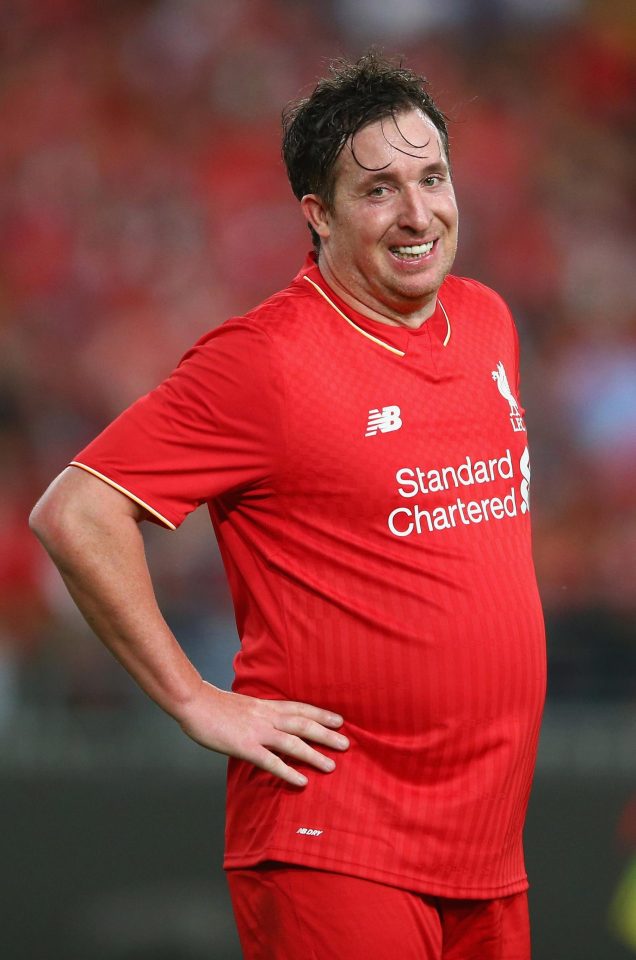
[388,448,525,537]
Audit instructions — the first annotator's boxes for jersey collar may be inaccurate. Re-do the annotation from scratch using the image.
[296,253,451,357]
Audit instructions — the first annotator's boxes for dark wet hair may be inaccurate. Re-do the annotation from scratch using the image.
[282,50,450,251]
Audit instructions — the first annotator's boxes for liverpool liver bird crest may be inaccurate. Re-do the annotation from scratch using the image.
[492,361,521,418]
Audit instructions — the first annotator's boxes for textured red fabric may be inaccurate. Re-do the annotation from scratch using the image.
[227,864,531,960]
[73,254,546,898]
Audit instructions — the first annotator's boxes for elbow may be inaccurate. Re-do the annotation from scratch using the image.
[29,491,66,554]
[29,479,81,559]
[30,466,143,563]
[28,500,44,540]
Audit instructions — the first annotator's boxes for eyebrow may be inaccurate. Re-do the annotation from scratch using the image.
[357,159,449,187]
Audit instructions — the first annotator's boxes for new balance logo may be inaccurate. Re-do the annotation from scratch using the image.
[365,405,402,437]
[296,827,323,837]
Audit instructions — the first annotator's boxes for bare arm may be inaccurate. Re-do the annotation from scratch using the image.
[29,467,348,786]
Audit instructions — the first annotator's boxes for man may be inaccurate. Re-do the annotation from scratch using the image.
[31,52,546,959]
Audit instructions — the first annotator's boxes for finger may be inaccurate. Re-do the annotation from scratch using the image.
[277,701,345,728]
[253,746,308,788]
[268,731,337,773]
[275,715,349,751]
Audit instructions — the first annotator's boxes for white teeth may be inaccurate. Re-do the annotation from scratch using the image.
[392,241,434,258]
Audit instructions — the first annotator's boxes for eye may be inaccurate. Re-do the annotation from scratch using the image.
[423,175,443,187]
[368,185,389,197]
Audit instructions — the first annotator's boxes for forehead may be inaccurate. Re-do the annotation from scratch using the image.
[335,108,445,184]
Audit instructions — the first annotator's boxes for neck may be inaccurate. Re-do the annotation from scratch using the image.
[316,255,438,330]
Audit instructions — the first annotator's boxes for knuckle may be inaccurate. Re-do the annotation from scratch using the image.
[269,730,294,753]
[278,700,300,714]
[261,751,282,775]
[295,716,313,736]
[281,733,302,755]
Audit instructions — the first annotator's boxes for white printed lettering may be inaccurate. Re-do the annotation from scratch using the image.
[388,508,415,537]
[473,461,490,483]
[498,449,513,478]
[489,497,504,520]
[388,448,528,538]
[395,468,418,498]
[467,501,482,523]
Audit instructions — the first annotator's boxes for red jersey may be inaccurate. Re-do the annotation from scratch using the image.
[72,255,546,899]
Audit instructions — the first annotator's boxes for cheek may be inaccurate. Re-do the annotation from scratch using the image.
[444,196,459,228]
[340,222,376,256]
[329,208,390,261]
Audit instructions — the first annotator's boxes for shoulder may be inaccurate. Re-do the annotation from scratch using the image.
[243,273,322,340]
[441,276,517,347]
[172,274,321,385]
[199,275,319,350]
[441,274,512,317]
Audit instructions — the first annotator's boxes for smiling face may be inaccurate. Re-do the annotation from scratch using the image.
[301,108,459,327]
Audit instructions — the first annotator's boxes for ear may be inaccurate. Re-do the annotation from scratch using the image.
[300,194,331,240]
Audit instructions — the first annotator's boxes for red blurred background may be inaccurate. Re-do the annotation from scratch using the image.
[0,2,635,958]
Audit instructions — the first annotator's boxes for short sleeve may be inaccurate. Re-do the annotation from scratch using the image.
[71,321,283,529]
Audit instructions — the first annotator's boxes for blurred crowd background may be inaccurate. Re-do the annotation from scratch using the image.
[1,0,634,722]
[1,1,635,958]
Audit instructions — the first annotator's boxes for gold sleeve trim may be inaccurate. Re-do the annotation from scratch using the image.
[303,275,406,357]
[69,462,177,530]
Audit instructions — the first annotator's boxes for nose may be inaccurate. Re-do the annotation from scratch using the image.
[397,185,432,233]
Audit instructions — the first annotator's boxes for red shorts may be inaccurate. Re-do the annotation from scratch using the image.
[227,863,531,960]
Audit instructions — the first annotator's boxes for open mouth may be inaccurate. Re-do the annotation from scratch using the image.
[390,240,436,261]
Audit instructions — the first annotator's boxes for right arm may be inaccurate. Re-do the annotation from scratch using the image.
[29,466,349,786]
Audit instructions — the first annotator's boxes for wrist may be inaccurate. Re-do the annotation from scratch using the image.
[169,677,220,725]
